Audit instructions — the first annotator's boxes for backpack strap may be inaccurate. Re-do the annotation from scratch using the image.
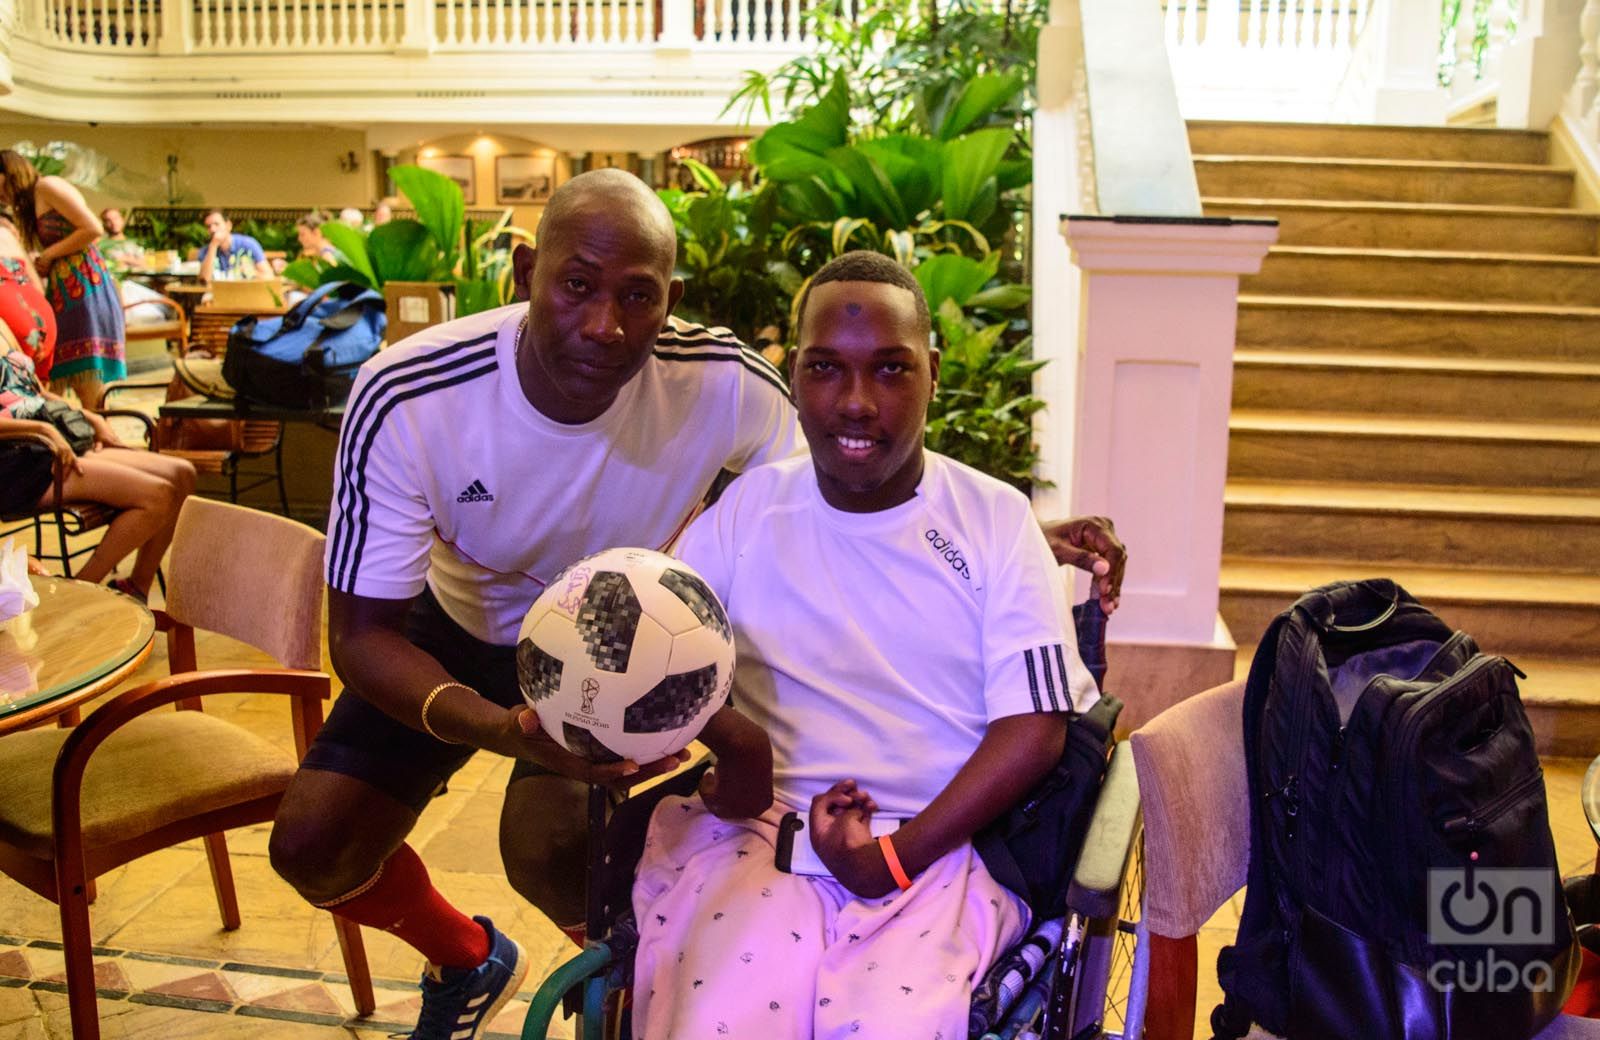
[1209,607,1294,1040]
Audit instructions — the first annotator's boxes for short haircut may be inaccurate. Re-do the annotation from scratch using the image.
[297,210,328,230]
[536,168,675,267]
[201,207,227,222]
[794,250,932,344]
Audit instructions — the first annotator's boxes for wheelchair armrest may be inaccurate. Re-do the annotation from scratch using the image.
[1064,742,1141,921]
[521,943,613,1040]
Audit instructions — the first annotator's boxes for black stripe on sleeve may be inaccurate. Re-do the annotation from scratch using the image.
[328,334,496,584]
[1024,648,1042,712]
[336,358,498,591]
[652,347,791,398]
[329,346,497,590]
[1038,644,1061,711]
[1053,643,1072,704]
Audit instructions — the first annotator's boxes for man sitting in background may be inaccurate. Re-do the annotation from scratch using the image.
[97,207,144,269]
[198,208,272,283]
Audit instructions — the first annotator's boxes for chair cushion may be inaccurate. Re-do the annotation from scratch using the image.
[0,709,295,860]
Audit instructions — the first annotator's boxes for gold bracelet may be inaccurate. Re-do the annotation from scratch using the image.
[420,681,472,744]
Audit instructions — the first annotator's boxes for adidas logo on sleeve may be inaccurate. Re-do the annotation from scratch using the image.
[457,479,495,503]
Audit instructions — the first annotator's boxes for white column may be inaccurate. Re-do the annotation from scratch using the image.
[1500,0,1584,128]
[1029,0,1088,522]
[1205,0,1241,48]
[1063,217,1275,643]
[656,0,692,48]
[397,0,432,52]
[1365,0,1450,123]
[157,0,194,53]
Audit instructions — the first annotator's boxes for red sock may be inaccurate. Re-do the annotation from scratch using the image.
[321,844,489,969]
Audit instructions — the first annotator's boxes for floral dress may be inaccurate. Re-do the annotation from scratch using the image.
[38,209,125,384]
[0,256,55,375]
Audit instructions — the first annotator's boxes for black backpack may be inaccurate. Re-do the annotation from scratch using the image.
[1213,578,1578,1040]
[223,281,386,409]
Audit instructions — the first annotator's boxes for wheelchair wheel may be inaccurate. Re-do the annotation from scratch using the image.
[1052,829,1147,1040]
[1101,830,1148,1039]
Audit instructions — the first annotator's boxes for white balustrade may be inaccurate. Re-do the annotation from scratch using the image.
[1164,0,1377,119]
[32,0,158,49]
[1570,0,1600,136]
[1441,0,1523,93]
[18,0,822,52]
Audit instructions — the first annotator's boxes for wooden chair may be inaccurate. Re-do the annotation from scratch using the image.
[1129,680,1599,1040]
[120,287,189,355]
[0,497,374,1040]
[101,303,290,514]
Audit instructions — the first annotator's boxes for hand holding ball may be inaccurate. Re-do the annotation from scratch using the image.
[516,548,735,764]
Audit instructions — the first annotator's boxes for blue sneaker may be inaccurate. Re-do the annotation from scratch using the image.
[409,916,527,1040]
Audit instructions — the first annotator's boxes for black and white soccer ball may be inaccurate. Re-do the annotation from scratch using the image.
[516,547,734,763]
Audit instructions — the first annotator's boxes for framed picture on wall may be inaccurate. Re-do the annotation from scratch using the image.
[496,154,557,204]
[417,155,475,203]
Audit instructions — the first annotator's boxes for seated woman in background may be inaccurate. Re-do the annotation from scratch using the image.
[296,211,338,263]
[0,149,126,412]
[0,316,194,601]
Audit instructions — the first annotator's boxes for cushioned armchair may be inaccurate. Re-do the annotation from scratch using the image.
[1129,681,1598,1040]
[0,497,373,1040]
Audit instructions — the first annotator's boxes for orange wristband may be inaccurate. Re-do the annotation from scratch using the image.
[878,833,914,892]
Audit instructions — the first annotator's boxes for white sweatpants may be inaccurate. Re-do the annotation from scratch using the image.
[631,795,1028,1040]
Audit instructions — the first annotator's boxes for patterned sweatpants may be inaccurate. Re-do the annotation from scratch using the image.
[631,795,1028,1040]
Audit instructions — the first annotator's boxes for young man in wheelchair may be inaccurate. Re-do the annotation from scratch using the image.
[631,251,1100,1039]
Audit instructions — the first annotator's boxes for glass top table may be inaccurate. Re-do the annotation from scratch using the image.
[0,576,156,734]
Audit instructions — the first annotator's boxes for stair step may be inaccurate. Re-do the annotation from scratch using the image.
[1232,350,1600,421]
[1224,479,1600,573]
[1194,157,1574,207]
[1202,198,1600,255]
[1189,120,1550,165]
[1229,643,1600,756]
[1513,657,1600,757]
[1219,557,1600,657]
[1245,246,1600,305]
[1228,411,1600,489]
[1237,295,1600,362]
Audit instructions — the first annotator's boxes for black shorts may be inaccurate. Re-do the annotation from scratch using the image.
[299,585,547,813]
[0,441,55,516]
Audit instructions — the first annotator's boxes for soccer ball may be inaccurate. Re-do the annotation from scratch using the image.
[516,547,734,764]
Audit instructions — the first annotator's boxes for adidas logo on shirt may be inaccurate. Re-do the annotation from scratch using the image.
[457,479,495,503]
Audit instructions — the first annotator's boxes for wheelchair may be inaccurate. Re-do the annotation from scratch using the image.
[521,600,1147,1040]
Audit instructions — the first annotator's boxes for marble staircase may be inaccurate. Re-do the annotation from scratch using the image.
[1192,120,1600,754]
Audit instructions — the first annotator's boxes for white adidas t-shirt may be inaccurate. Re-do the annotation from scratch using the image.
[325,304,802,645]
[676,452,1096,817]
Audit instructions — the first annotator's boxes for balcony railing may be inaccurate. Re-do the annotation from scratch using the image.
[1162,0,1380,119]
[24,0,815,52]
